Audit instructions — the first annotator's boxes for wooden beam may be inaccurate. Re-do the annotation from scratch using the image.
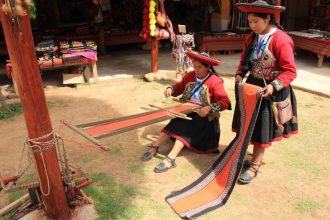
[0,7,70,220]
[0,194,30,216]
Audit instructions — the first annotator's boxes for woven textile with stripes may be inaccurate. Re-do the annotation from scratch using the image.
[166,83,262,218]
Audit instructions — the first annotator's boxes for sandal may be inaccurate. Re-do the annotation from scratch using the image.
[243,160,251,169]
[154,155,176,173]
[238,162,261,184]
[141,146,159,161]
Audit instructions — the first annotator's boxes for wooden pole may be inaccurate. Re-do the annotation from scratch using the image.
[275,0,282,23]
[151,38,158,73]
[0,8,70,220]
[0,194,30,216]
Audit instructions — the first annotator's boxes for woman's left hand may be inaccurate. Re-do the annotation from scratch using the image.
[261,84,274,98]
[197,106,211,117]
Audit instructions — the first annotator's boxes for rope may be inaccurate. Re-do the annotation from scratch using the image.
[26,130,56,196]
[4,172,87,192]
[2,125,88,197]
[16,141,33,178]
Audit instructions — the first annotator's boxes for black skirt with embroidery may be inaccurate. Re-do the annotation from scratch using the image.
[162,112,220,153]
[232,75,298,148]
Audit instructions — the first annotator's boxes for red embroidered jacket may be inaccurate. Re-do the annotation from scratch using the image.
[237,29,297,91]
[171,71,231,111]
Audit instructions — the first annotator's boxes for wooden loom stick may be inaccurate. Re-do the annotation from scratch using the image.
[149,104,192,120]
[0,194,30,216]
[62,121,110,151]
[0,176,19,191]
[3,172,87,192]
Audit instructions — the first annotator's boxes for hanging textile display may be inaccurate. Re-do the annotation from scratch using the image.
[172,34,195,75]
[166,83,263,219]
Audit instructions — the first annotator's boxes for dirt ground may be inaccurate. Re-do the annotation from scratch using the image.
[0,76,330,220]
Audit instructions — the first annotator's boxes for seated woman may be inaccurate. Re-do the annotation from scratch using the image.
[142,51,231,173]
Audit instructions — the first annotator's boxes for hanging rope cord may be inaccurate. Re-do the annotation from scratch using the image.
[25,130,59,196]
[1,122,88,195]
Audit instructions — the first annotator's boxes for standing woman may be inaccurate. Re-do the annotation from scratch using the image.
[233,0,298,184]
[142,51,231,173]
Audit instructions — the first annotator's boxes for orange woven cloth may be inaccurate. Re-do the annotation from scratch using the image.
[166,83,262,218]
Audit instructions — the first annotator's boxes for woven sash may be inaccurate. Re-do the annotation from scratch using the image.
[166,83,262,218]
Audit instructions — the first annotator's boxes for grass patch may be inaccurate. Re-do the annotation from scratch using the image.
[0,102,22,120]
[83,172,141,220]
[107,145,123,156]
[127,161,143,176]
[295,199,320,214]
[81,155,98,164]
[77,82,93,87]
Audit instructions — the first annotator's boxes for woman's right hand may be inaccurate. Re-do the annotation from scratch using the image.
[235,75,243,83]
[164,87,172,98]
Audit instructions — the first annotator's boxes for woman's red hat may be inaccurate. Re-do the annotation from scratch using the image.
[187,51,220,66]
[236,0,285,14]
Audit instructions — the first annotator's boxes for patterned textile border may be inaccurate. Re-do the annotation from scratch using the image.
[165,83,262,219]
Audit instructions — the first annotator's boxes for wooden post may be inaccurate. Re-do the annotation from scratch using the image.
[0,8,70,220]
[97,25,106,56]
[151,38,158,73]
[275,0,282,23]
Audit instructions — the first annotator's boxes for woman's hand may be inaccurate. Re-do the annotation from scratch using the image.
[235,75,243,83]
[261,84,274,98]
[164,87,172,98]
[197,106,211,117]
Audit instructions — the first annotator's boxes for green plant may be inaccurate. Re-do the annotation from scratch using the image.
[28,1,37,20]
[83,172,140,220]
[0,102,23,120]
[295,199,320,214]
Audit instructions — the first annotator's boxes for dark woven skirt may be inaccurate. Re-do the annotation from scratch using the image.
[232,76,298,148]
[162,112,220,153]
